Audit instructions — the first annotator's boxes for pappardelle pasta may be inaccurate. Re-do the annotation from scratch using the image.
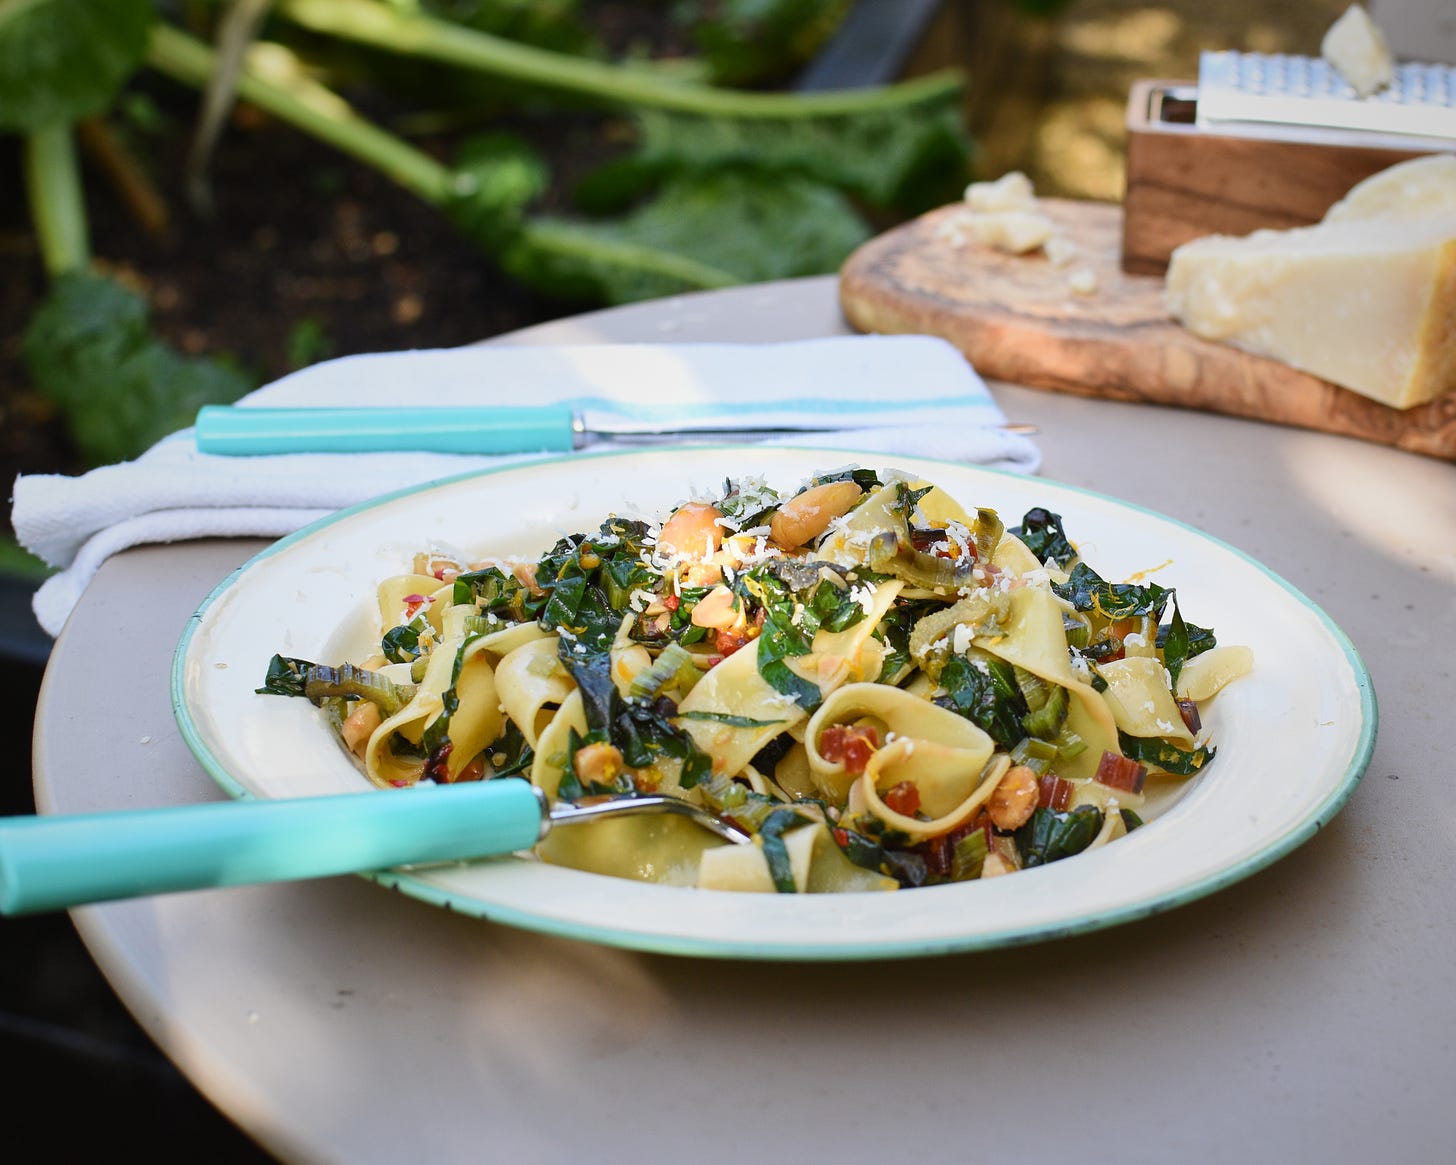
[259,468,1252,893]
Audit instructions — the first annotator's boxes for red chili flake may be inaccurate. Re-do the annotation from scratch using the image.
[663,593,681,611]
[832,828,850,849]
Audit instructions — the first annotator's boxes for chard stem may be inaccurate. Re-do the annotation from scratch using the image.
[23,124,91,278]
[515,220,738,290]
[273,0,963,118]
[145,23,456,208]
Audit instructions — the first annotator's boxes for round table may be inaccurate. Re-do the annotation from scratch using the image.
[31,277,1456,1162]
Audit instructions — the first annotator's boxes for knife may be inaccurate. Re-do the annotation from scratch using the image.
[194,404,1035,455]
[0,778,750,915]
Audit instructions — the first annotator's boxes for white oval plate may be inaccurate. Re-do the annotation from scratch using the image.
[173,448,1376,960]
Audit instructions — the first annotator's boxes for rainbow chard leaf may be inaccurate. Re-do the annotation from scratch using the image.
[0,0,155,132]
[23,271,255,466]
[502,170,871,305]
[576,96,970,217]
[687,0,853,87]
[445,131,552,251]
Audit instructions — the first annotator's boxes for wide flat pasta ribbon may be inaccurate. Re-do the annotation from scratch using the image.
[494,634,573,749]
[805,682,993,811]
[674,579,903,777]
[974,586,1121,780]
[1098,656,1197,746]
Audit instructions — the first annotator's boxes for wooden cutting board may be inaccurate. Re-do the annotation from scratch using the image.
[839,199,1456,462]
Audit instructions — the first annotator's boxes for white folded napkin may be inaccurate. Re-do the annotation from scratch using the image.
[12,335,1039,636]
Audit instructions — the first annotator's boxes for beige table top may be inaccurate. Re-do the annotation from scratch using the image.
[30,277,1456,1162]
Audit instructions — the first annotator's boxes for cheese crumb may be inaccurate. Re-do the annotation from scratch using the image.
[964,171,1037,214]
[1067,266,1098,296]
[957,170,1083,270]
[1321,4,1394,98]
[968,210,1055,254]
[1044,234,1079,268]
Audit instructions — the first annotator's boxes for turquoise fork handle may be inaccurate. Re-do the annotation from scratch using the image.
[0,778,546,915]
[195,405,577,455]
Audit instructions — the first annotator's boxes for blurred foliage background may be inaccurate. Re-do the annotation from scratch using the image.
[3,0,980,471]
[0,0,1353,492]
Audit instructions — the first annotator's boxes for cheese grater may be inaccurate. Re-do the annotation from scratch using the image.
[1121,48,1456,276]
[1195,50,1456,145]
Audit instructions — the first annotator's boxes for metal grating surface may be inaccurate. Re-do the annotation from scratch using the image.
[1196,49,1456,141]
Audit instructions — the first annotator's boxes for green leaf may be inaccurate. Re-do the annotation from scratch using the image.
[1157,603,1216,688]
[0,536,53,582]
[1117,730,1215,777]
[22,270,256,465]
[935,651,1028,748]
[381,615,430,664]
[531,518,655,652]
[677,711,788,729]
[446,131,551,250]
[1015,805,1104,868]
[507,169,869,304]
[0,0,155,132]
[759,807,809,893]
[687,0,852,87]
[743,560,868,712]
[1013,507,1078,568]
[422,0,593,53]
[286,318,333,369]
[487,720,535,779]
[257,653,316,698]
[1054,562,1173,621]
[575,98,970,214]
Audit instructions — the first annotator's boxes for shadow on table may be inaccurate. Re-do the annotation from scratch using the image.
[1,652,273,1160]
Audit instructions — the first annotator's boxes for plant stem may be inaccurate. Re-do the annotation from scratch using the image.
[23,124,91,279]
[145,23,456,208]
[78,116,170,237]
[514,222,739,291]
[274,0,964,118]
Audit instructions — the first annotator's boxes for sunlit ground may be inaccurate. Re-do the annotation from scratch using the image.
[948,0,1353,200]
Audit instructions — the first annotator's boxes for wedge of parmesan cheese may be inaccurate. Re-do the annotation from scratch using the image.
[1324,155,1456,224]
[1167,156,1456,410]
[1165,216,1456,408]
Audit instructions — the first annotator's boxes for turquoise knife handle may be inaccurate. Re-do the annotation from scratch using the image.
[195,405,577,455]
[0,778,546,915]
